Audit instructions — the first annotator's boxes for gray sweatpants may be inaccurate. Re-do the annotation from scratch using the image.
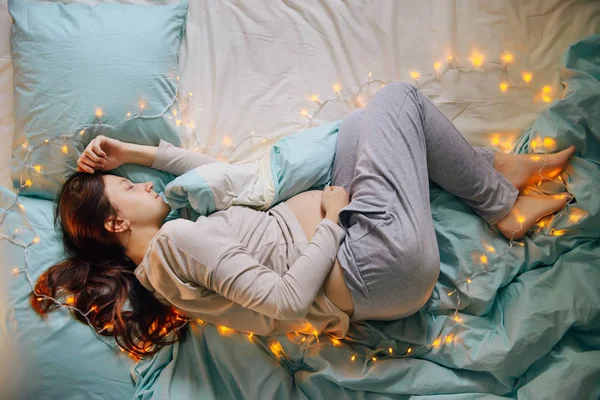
[332,82,519,322]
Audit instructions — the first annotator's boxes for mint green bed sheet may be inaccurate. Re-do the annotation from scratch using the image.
[132,34,599,399]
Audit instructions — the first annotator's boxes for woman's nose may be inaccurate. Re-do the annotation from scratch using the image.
[144,182,154,192]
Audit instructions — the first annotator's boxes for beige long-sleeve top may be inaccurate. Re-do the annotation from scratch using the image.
[134,140,351,338]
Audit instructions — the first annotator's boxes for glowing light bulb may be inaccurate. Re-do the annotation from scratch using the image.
[468,50,485,67]
[140,102,145,110]
[251,131,255,135]
[499,82,509,92]
[530,155,542,161]
[218,325,234,335]
[491,134,500,145]
[351,354,356,361]
[543,137,556,149]
[388,347,393,354]
[542,86,552,94]
[62,145,68,154]
[332,83,341,93]
[446,54,453,62]
[44,139,49,143]
[12,268,19,275]
[310,94,319,102]
[22,141,28,149]
[301,109,309,117]
[18,204,25,210]
[445,334,453,343]
[372,357,377,362]
[410,71,420,80]
[173,109,178,117]
[32,236,40,243]
[480,255,488,264]
[196,319,204,324]
[432,338,441,347]
[454,315,460,322]
[33,165,42,173]
[485,244,495,253]
[25,180,32,187]
[269,340,284,357]
[66,296,74,305]
[80,130,85,135]
[500,51,514,64]
[248,333,253,338]
[176,76,180,81]
[407,347,412,354]
[95,108,103,118]
[90,305,98,312]
[434,61,442,72]
[331,338,341,346]
[188,92,193,96]
[542,95,552,103]
[531,139,539,150]
[368,72,372,78]
[467,279,472,283]
[222,137,232,147]
[551,229,567,236]
[517,216,525,224]
[522,72,533,84]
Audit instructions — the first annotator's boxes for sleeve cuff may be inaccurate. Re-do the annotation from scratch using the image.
[151,139,172,171]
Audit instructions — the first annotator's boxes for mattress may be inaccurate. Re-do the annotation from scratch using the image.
[1,0,599,189]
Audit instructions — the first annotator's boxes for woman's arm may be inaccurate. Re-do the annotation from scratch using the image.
[123,139,220,176]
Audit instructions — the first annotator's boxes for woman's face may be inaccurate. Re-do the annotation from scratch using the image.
[102,175,171,231]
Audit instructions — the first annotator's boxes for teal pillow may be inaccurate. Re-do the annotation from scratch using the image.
[8,0,189,200]
[0,187,137,400]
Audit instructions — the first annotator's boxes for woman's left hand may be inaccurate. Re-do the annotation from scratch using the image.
[76,135,126,174]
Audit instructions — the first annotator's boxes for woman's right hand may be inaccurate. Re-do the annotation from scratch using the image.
[76,135,127,174]
[321,186,350,224]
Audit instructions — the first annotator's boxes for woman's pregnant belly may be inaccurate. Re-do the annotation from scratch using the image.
[284,190,355,318]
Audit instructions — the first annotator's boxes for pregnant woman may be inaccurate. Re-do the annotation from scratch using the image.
[32,83,575,357]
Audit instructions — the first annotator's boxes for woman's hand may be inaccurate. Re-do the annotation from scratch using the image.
[76,135,127,174]
[321,186,350,224]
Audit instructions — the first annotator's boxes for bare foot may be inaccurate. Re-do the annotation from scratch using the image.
[496,194,570,240]
[494,145,575,191]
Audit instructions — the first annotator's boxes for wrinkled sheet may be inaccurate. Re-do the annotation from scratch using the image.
[132,34,600,399]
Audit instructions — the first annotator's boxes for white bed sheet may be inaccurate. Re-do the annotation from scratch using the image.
[0,0,599,189]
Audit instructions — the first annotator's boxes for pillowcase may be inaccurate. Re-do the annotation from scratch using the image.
[0,186,137,400]
[8,0,189,200]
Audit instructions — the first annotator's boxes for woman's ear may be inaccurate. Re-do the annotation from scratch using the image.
[104,215,131,233]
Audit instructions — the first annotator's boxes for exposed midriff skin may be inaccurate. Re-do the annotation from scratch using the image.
[284,190,355,318]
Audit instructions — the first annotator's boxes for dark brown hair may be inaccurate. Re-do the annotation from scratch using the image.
[30,171,187,358]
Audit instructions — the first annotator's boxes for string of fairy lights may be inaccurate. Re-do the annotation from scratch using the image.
[0,48,585,364]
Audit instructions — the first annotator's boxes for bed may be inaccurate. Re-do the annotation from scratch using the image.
[1,1,599,399]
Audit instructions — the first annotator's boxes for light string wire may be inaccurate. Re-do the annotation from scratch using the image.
[1,50,580,363]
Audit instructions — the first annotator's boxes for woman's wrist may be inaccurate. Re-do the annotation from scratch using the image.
[325,211,340,225]
[121,142,158,167]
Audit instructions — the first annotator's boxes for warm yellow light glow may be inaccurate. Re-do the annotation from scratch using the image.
[467,279,472,283]
[301,337,306,342]
[542,85,552,94]
[446,54,453,62]
[434,61,442,72]
[80,130,85,135]
[454,315,460,322]
[188,92,193,96]
[485,244,496,253]
[103,323,113,331]
[500,51,514,64]
[568,208,587,223]
[310,94,319,102]
[372,357,377,362]
[217,325,234,335]
[176,75,180,81]
[95,108,103,118]
[175,119,182,126]
[432,338,441,347]
[331,338,341,346]
[531,139,539,150]
[140,102,145,110]
[537,220,546,228]
[33,165,42,173]
[251,131,255,136]
[351,354,356,361]
[530,155,542,161]
[44,139,49,143]
[448,291,454,296]
[491,134,500,145]
[551,229,567,236]
[410,71,421,80]
[18,204,25,210]
[407,347,413,354]
[62,145,68,154]
[332,83,341,93]
[499,82,509,92]
[262,139,267,143]
[445,334,453,343]
[522,72,533,83]
[66,296,74,305]
[25,180,32,187]
[543,137,556,149]
[269,340,285,358]
[22,141,28,149]
[222,137,232,147]
[90,305,98,312]
[196,319,204,324]
[480,255,488,264]
[468,50,485,67]
[32,237,40,244]
[12,268,19,275]
[173,109,178,116]
[248,333,254,339]
[517,216,525,224]
[368,72,372,78]
[301,109,309,117]
[542,95,552,103]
